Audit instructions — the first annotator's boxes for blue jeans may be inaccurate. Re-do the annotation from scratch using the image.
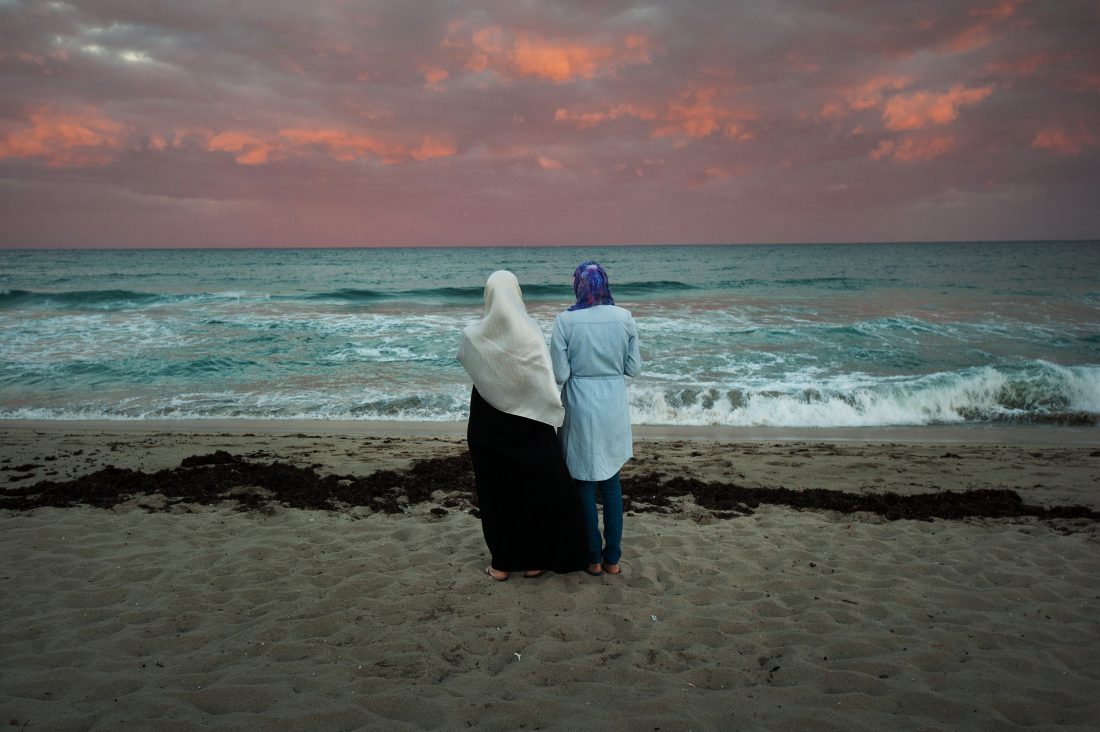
[575,472,623,566]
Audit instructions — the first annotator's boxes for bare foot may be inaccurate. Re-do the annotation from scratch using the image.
[523,569,547,578]
[486,566,508,581]
[602,563,621,575]
[585,563,603,576]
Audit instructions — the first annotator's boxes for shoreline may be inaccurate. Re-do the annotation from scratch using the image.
[3,418,1097,446]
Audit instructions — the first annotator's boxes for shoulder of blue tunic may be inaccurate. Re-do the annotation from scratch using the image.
[569,305,631,322]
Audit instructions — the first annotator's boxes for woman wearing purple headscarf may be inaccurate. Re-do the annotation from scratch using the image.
[551,261,641,576]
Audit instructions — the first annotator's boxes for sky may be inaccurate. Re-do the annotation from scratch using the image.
[1,0,1098,248]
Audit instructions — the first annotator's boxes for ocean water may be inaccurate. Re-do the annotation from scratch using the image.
[1,242,1098,428]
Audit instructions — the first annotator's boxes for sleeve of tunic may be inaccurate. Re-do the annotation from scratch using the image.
[624,315,641,377]
[551,315,570,387]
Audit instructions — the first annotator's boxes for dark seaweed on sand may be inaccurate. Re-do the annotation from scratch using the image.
[1,451,1097,524]
[0,451,475,514]
[631,474,1100,522]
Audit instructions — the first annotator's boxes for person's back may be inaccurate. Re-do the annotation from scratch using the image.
[553,305,639,379]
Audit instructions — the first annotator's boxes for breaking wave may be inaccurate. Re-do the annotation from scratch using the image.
[631,363,1100,427]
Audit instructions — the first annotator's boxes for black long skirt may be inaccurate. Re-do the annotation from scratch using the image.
[467,387,588,574]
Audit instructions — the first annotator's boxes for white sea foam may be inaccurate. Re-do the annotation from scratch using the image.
[4,364,1094,427]
[628,363,1100,427]
[323,345,425,364]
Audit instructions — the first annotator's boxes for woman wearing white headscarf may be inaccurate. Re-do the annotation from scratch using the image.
[458,270,587,581]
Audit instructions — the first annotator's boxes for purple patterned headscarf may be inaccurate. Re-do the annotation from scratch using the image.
[568,260,615,311]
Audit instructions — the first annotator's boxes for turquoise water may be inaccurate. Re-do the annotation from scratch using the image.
[1,242,1098,427]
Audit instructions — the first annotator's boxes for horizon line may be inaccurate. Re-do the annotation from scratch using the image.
[2,238,1098,252]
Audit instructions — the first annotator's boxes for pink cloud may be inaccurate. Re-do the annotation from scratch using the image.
[278,128,455,164]
[510,35,616,82]
[970,0,1026,20]
[816,101,849,121]
[447,25,655,83]
[555,84,754,143]
[823,77,997,134]
[0,107,130,167]
[1032,124,1096,155]
[537,155,563,170]
[278,128,398,163]
[422,67,450,87]
[553,103,656,129]
[207,130,279,165]
[871,135,956,163]
[882,84,993,130]
[984,52,1061,76]
[653,86,754,141]
[817,76,911,124]
[408,136,457,161]
[943,24,998,54]
[917,0,1026,55]
[201,127,457,166]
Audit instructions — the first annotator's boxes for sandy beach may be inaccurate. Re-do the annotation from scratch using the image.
[2,422,1099,730]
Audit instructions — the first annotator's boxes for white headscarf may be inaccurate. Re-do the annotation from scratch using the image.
[457,270,565,427]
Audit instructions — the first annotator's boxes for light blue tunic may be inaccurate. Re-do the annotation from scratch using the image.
[551,305,641,481]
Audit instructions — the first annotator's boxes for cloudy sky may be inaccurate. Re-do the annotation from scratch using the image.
[1,0,1097,247]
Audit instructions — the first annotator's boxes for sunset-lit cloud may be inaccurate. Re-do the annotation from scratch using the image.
[0,107,130,167]
[971,0,1026,20]
[537,155,564,170]
[881,85,994,131]
[235,128,459,165]
[407,136,458,162]
[940,22,1000,54]
[446,24,656,83]
[554,103,657,129]
[0,0,1096,247]
[278,128,394,162]
[1032,125,1096,155]
[871,135,956,163]
[206,130,278,166]
[555,84,753,142]
[984,52,1063,77]
[926,0,1027,54]
[817,76,912,122]
[651,85,754,141]
[422,67,449,88]
[845,76,913,112]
